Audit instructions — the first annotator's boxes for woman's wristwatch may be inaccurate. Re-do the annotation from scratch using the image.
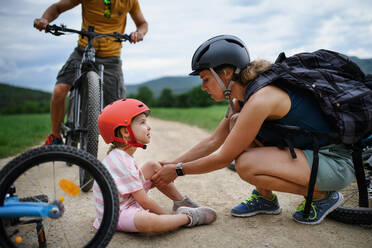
[176,162,184,176]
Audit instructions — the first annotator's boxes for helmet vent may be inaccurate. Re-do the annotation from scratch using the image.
[196,45,210,63]
[226,39,244,48]
[138,104,143,107]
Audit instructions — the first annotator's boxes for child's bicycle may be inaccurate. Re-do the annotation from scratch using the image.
[45,24,130,192]
[0,145,119,247]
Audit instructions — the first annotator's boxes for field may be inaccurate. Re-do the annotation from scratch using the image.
[0,114,51,158]
[0,106,226,158]
[151,105,226,131]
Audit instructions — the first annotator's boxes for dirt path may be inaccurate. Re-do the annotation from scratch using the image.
[1,117,371,247]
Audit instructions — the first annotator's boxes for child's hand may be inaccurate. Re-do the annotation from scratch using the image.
[158,160,173,166]
[151,164,178,188]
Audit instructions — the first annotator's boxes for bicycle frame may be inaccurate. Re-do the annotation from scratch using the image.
[63,27,105,146]
[0,197,60,219]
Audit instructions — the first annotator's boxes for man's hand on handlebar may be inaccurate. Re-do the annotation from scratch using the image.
[33,18,49,32]
[129,30,144,44]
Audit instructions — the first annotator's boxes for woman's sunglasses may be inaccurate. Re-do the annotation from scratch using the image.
[104,0,111,18]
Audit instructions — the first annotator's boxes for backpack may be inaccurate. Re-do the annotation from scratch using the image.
[244,50,372,217]
[244,49,372,145]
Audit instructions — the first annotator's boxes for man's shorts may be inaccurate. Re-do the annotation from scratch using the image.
[56,47,125,106]
[303,144,355,191]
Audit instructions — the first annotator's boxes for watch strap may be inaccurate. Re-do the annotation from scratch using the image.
[176,162,184,176]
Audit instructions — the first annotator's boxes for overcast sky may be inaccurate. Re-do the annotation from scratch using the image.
[0,0,371,92]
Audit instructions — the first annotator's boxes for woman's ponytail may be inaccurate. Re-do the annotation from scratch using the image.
[239,60,272,85]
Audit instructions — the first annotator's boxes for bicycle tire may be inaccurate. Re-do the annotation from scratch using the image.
[79,71,101,192]
[0,145,119,248]
[328,150,372,225]
[63,93,78,166]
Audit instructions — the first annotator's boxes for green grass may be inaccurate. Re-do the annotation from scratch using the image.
[0,106,227,158]
[151,105,226,131]
[0,114,50,158]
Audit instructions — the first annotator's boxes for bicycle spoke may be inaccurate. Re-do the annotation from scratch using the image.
[79,178,94,191]
[0,146,118,247]
[53,162,57,201]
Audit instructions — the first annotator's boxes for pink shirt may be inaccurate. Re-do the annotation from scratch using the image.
[93,148,147,228]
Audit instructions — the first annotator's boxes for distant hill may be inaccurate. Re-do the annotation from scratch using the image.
[0,83,51,114]
[126,57,372,97]
[126,76,201,97]
[350,57,372,74]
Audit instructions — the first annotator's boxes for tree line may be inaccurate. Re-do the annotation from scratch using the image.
[128,85,222,108]
[0,84,222,115]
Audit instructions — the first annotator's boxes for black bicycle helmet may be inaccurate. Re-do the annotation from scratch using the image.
[190,35,250,75]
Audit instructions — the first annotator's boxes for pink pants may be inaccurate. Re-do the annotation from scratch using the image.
[117,180,153,232]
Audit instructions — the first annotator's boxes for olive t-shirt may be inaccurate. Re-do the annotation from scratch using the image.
[71,0,141,57]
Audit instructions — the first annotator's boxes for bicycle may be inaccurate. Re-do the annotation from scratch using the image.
[328,142,372,225]
[45,24,131,192]
[262,123,372,225]
[0,145,119,247]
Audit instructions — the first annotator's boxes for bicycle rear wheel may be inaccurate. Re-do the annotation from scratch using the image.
[0,145,119,248]
[79,71,101,192]
[328,150,372,225]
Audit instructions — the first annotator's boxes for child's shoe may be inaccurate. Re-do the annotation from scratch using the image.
[172,195,200,212]
[177,206,217,227]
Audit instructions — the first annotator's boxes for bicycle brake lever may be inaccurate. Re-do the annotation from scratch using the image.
[46,24,65,36]
[113,32,131,42]
[51,30,65,36]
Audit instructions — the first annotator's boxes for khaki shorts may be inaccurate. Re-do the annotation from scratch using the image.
[56,47,125,106]
[303,144,355,191]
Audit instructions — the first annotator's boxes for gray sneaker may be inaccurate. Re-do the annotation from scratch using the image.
[176,206,217,227]
[172,195,200,212]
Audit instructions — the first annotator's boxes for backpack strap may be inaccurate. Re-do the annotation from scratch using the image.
[352,141,369,207]
[275,52,287,63]
[243,66,284,103]
[303,136,319,218]
[365,74,372,90]
[261,123,340,218]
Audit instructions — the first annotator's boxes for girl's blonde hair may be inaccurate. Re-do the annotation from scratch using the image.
[106,127,128,154]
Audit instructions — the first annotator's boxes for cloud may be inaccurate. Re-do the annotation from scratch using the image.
[0,0,371,92]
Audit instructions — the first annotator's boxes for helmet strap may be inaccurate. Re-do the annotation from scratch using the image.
[113,127,147,150]
[210,68,240,118]
[210,68,229,96]
[124,126,147,150]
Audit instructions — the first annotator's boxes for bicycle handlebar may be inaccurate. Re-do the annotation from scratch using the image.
[46,24,131,42]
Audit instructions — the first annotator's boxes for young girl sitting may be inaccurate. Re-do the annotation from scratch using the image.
[93,98,217,233]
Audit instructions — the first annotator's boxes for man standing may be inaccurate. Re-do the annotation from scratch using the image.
[34,0,148,145]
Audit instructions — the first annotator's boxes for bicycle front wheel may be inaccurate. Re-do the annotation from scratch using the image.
[0,145,119,248]
[79,71,101,192]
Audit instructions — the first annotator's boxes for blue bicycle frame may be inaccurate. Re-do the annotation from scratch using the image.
[0,197,61,219]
